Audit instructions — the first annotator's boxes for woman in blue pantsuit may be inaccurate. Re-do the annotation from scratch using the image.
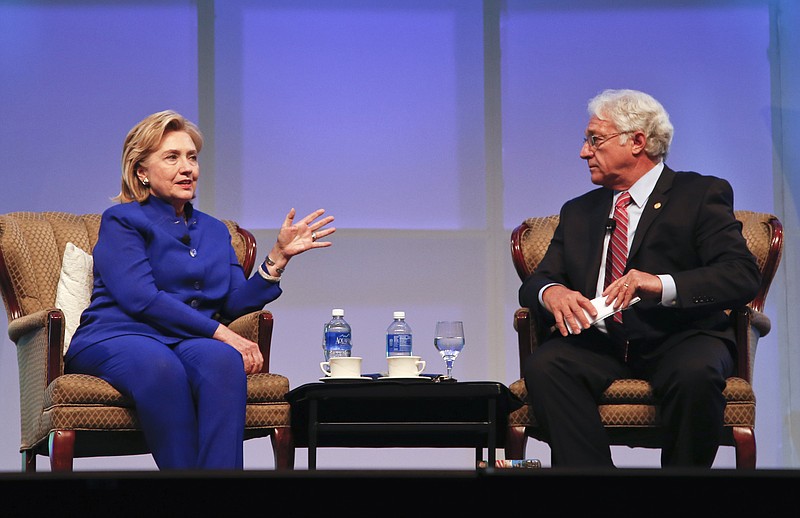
[65,110,335,470]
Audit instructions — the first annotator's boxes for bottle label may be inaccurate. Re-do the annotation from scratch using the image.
[386,333,412,356]
[325,331,351,351]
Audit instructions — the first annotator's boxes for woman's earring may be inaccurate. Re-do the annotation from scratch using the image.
[140,177,150,186]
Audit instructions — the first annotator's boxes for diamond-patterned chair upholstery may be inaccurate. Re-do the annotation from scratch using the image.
[0,211,295,471]
[506,210,783,468]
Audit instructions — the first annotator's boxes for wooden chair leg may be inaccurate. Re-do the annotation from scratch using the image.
[49,430,76,472]
[732,426,756,469]
[504,426,527,460]
[271,427,295,470]
[22,450,36,472]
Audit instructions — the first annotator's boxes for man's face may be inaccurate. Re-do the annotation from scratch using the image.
[580,116,633,189]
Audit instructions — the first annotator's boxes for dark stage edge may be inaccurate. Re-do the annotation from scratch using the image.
[3,468,797,516]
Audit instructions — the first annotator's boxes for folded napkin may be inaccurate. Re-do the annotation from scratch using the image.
[565,296,640,334]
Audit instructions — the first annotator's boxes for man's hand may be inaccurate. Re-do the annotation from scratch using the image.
[542,285,597,336]
[602,268,663,312]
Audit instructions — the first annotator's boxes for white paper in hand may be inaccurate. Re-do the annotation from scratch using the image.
[565,296,641,334]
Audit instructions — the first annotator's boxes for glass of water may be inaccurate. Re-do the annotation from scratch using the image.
[434,321,465,379]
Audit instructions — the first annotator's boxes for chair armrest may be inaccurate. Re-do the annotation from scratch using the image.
[8,308,65,383]
[228,310,274,373]
[515,307,549,379]
[514,306,555,379]
[731,306,770,382]
[7,308,56,343]
[748,308,771,337]
[7,308,65,433]
[514,308,531,379]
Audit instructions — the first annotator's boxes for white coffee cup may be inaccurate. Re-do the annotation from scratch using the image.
[320,356,362,378]
[387,355,426,377]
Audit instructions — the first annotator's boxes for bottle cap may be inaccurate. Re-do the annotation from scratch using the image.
[393,311,405,319]
[332,308,345,317]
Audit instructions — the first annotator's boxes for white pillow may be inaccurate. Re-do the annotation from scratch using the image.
[55,242,93,355]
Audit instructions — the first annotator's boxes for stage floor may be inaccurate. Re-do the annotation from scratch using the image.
[3,468,797,516]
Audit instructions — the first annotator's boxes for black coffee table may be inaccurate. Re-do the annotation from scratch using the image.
[285,380,523,469]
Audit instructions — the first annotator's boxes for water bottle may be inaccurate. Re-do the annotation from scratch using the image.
[322,309,352,361]
[386,311,412,357]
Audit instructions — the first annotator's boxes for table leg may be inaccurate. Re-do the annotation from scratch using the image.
[488,398,497,467]
[308,399,318,470]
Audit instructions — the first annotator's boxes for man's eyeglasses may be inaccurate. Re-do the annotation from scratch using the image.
[583,132,627,149]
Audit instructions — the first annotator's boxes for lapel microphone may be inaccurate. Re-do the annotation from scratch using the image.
[606,219,616,232]
[180,218,196,246]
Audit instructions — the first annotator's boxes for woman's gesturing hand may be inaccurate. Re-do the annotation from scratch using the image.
[263,208,336,276]
[276,207,336,258]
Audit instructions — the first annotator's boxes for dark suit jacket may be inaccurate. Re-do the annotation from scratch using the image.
[519,166,761,349]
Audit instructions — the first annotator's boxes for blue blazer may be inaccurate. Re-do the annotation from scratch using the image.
[66,196,281,360]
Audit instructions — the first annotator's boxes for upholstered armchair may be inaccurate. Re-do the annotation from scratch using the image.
[506,210,783,468]
[0,211,295,472]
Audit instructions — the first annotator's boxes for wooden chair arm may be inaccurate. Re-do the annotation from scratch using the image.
[748,307,771,337]
[6,308,64,442]
[7,308,65,384]
[731,306,771,382]
[514,307,550,379]
[7,308,55,343]
[228,310,274,373]
[514,308,531,379]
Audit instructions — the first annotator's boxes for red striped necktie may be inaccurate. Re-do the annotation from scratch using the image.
[605,191,632,323]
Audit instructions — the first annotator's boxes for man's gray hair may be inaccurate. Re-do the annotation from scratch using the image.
[588,89,674,161]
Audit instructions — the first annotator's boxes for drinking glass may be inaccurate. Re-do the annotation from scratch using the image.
[434,321,465,379]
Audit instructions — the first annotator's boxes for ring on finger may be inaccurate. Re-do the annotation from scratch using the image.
[623,283,630,288]
[311,231,317,241]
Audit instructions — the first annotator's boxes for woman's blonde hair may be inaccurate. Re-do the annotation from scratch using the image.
[114,110,204,203]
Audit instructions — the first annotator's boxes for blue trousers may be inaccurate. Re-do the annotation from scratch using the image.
[66,335,247,470]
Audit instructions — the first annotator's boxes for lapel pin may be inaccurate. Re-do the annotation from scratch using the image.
[654,202,662,209]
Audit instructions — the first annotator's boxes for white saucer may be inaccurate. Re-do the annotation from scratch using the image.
[319,376,372,382]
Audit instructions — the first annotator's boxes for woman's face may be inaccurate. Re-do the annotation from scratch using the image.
[137,130,199,215]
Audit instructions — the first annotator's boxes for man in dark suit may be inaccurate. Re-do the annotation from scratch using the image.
[519,89,761,467]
